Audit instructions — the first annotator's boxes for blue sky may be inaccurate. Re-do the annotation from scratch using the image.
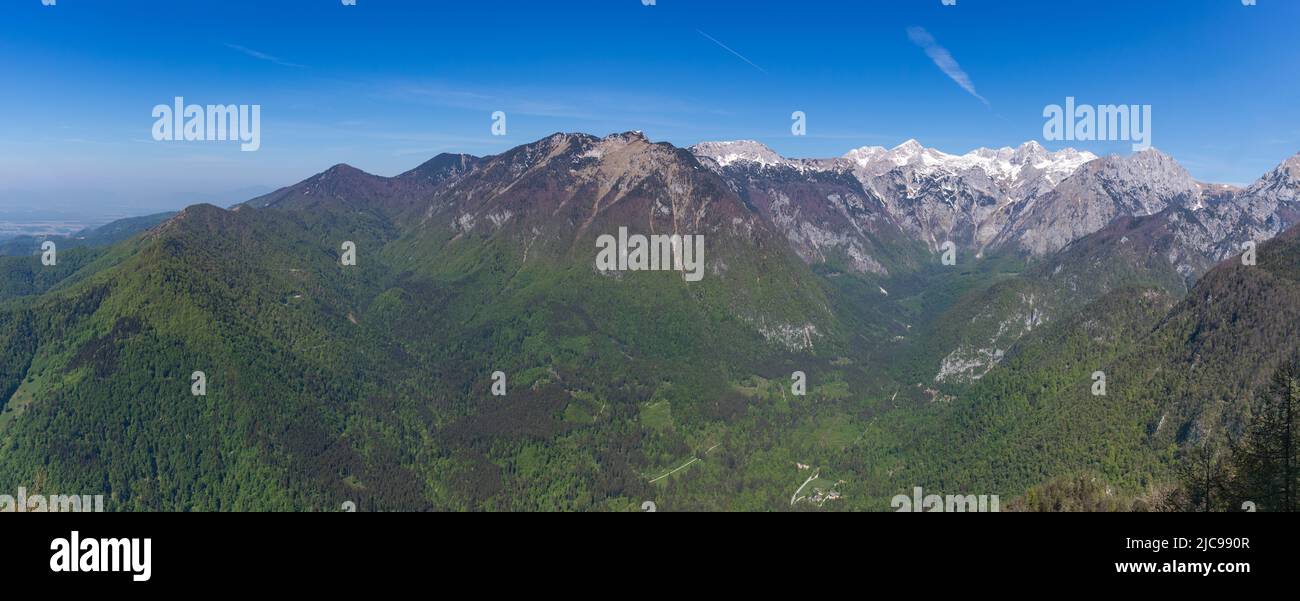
[2,0,1297,215]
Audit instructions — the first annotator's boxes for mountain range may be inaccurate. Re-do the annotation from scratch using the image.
[693,137,1297,265]
[1,131,1298,511]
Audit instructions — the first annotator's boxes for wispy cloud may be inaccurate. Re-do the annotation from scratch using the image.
[697,30,767,74]
[224,43,305,68]
[380,81,718,130]
[386,83,597,120]
[906,27,987,106]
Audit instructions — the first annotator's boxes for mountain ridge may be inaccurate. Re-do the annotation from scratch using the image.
[3,131,1300,511]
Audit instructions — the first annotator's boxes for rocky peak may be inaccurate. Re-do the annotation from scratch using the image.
[690,140,788,168]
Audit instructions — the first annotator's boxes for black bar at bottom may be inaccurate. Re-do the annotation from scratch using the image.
[3,512,1287,592]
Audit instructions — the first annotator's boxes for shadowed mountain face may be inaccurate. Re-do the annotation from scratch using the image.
[850,222,1300,505]
[415,133,759,255]
[1,131,1299,511]
[845,140,1098,254]
[995,150,1201,256]
[253,133,843,350]
[694,140,1300,264]
[244,153,480,218]
[903,155,1297,387]
[691,145,922,277]
[696,139,1100,256]
[691,140,1300,390]
[919,212,1209,386]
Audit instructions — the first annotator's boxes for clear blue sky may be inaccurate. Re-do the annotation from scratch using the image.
[2,0,1297,215]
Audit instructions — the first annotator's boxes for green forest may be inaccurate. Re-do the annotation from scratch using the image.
[2,182,1298,512]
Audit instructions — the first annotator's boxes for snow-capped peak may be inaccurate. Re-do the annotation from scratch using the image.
[843,145,889,167]
[843,139,1096,184]
[695,138,1098,197]
[1018,140,1046,153]
[843,139,957,173]
[888,139,948,167]
[893,139,925,154]
[690,140,787,168]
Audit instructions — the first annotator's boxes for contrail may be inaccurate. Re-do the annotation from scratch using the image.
[224,43,305,69]
[697,30,768,74]
[906,27,988,106]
